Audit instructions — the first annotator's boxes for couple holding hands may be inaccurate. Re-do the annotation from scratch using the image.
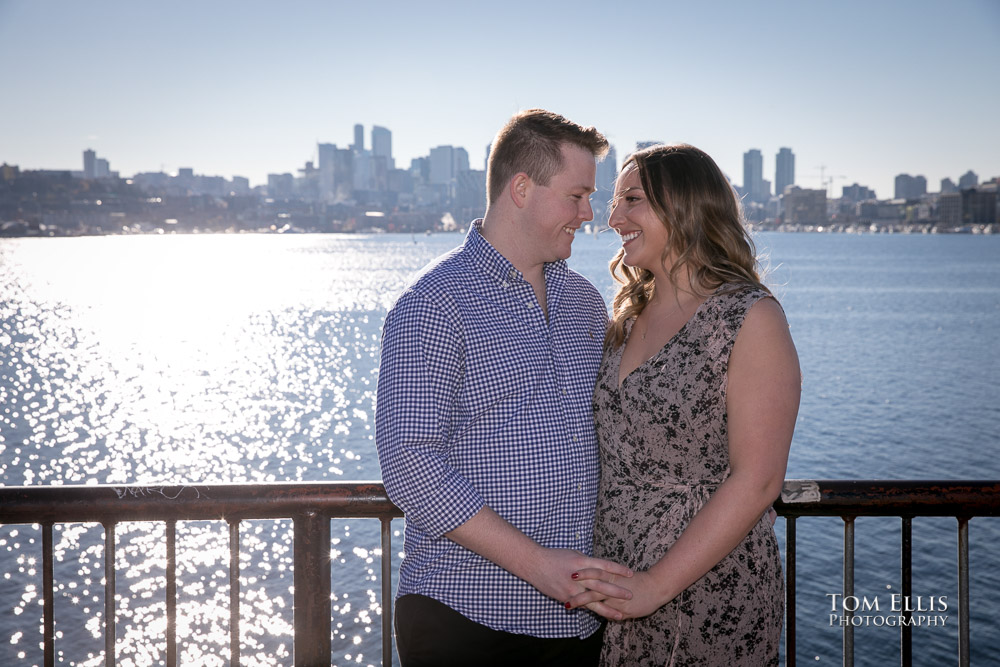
[376,109,800,666]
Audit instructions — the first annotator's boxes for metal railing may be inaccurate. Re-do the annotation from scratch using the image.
[1,479,998,666]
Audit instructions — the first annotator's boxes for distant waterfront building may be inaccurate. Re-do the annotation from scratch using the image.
[430,146,469,185]
[842,183,877,202]
[410,157,430,186]
[231,176,250,195]
[937,186,997,226]
[775,148,795,196]
[83,149,96,179]
[743,149,768,203]
[894,173,927,199]
[267,173,294,199]
[95,158,110,179]
[455,169,487,216]
[940,178,958,194]
[353,124,364,152]
[958,170,978,190]
[371,126,393,169]
[318,142,353,203]
[782,186,827,225]
[594,144,618,224]
[636,141,663,151]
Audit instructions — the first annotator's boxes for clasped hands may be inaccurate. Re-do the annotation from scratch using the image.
[526,548,662,622]
[565,567,666,621]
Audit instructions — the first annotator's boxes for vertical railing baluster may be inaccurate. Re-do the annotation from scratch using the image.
[843,517,855,667]
[957,517,969,667]
[785,516,796,667]
[293,512,331,666]
[104,521,116,667]
[381,517,393,666]
[43,523,54,667]
[166,520,177,667]
[900,517,912,667]
[229,520,241,666]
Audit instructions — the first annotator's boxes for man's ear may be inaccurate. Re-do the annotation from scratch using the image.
[509,173,531,209]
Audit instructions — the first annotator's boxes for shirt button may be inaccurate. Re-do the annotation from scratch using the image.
[575,532,580,540]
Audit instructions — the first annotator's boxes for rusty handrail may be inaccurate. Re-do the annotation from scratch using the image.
[1,480,998,666]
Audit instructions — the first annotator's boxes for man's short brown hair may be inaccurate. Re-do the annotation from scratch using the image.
[486,109,608,205]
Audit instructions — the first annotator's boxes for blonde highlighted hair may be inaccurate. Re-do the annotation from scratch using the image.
[606,144,768,348]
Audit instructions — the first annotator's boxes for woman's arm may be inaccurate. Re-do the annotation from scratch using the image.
[569,297,800,619]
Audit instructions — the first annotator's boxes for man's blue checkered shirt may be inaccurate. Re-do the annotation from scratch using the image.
[375,220,609,639]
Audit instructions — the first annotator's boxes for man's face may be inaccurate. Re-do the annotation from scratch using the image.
[522,143,597,264]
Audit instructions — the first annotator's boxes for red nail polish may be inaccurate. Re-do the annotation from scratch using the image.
[571,572,579,580]
[565,602,572,609]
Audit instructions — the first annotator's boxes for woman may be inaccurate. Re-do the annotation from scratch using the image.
[567,144,800,665]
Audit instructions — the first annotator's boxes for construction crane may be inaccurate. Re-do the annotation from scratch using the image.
[815,165,846,198]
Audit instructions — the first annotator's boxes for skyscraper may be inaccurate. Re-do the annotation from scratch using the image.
[371,126,393,169]
[775,148,795,196]
[83,149,96,179]
[959,170,978,190]
[353,124,364,152]
[594,144,618,224]
[743,149,766,203]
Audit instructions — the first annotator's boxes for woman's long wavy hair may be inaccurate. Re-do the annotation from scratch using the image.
[606,144,768,348]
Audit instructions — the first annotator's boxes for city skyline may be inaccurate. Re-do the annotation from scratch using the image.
[2,0,998,200]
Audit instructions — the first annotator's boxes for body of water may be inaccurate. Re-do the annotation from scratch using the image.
[1,231,998,665]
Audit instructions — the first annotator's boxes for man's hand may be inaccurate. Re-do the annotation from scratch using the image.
[565,569,663,621]
[446,507,633,607]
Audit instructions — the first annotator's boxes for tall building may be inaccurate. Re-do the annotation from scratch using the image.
[454,147,470,174]
[353,124,364,152]
[429,146,454,185]
[775,148,795,196]
[743,149,767,203]
[83,149,96,179]
[318,142,353,202]
[636,141,663,151]
[594,144,618,224]
[842,183,876,202]
[371,126,393,169]
[940,178,958,194]
[958,170,978,190]
[782,186,827,225]
[894,174,927,200]
[429,145,470,184]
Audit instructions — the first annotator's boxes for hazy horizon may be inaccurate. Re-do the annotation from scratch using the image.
[2,0,998,200]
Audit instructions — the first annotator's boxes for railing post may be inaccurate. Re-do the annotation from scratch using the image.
[104,521,116,667]
[294,511,331,666]
[229,520,241,665]
[843,516,855,667]
[957,517,970,667]
[381,517,393,666]
[166,520,177,667]
[43,522,54,667]
[785,516,796,667]
[900,516,912,667]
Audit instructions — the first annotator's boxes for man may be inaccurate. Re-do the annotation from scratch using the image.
[375,109,631,666]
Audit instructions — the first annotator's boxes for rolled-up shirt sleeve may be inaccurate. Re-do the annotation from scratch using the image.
[375,289,485,538]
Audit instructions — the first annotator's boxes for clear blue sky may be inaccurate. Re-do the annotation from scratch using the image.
[2,0,998,199]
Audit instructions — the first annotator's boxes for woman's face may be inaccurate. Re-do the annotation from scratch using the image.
[608,164,670,272]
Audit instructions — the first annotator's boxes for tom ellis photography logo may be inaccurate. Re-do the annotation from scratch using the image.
[828,592,949,627]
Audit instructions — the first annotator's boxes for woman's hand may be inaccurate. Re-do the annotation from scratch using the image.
[565,569,666,620]
[520,548,634,606]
